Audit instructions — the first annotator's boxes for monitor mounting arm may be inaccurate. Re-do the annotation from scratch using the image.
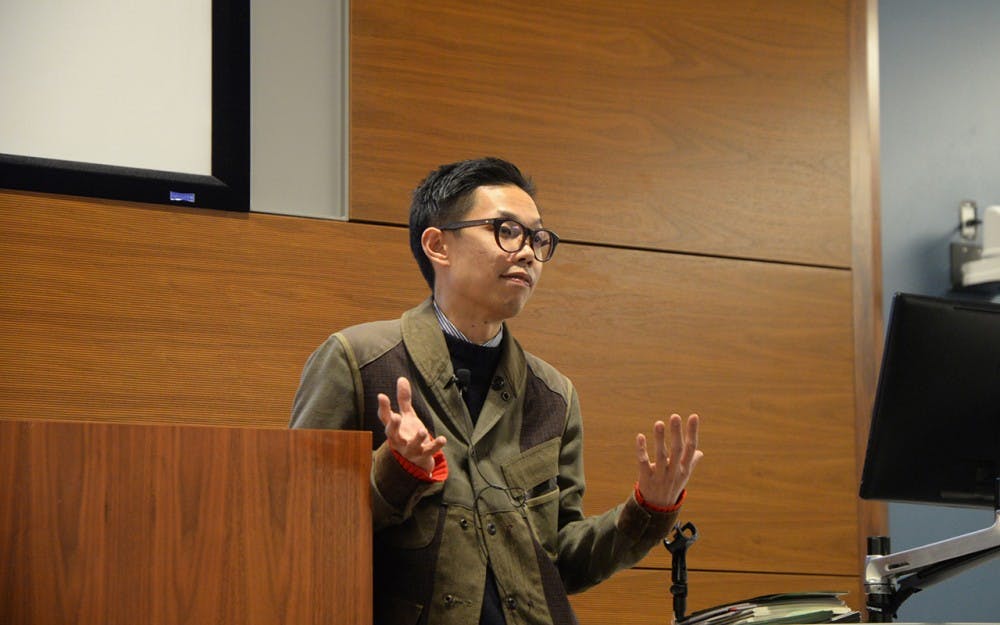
[864,478,1000,622]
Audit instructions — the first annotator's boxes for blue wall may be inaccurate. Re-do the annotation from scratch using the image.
[879,0,1000,620]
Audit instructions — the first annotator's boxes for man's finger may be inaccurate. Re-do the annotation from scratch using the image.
[377,393,393,426]
[651,420,667,467]
[690,449,705,471]
[680,414,700,466]
[668,414,684,466]
[396,377,414,415]
[636,433,652,469]
[423,435,447,455]
[403,429,427,455]
[384,414,402,443]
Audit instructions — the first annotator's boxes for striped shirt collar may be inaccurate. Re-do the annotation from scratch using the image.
[432,299,504,348]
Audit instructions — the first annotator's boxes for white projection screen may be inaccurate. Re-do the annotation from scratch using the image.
[0,0,249,211]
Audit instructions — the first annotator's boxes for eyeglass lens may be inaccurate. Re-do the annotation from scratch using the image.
[497,220,555,261]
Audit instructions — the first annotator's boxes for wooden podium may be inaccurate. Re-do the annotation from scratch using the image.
[0,419,372,625]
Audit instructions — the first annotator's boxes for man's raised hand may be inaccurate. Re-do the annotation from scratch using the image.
[635,414,703,508]
[377,377,446,474]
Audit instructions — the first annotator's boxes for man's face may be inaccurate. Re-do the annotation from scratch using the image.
[439,184,544,324]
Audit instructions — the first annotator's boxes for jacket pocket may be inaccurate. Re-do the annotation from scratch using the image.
[501,438,561,557]
[377,499,440,549]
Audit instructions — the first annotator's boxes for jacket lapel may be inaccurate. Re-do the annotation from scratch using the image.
[470,328,526,445]
[401,299,474,440]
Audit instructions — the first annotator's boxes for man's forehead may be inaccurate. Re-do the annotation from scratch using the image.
[469,185,542,225]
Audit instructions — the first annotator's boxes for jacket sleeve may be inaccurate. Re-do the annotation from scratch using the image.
[290,333,362,430]
[553,387,681,594]
[289,333,443,531]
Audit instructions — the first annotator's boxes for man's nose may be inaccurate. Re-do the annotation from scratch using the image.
[512,239,535,263]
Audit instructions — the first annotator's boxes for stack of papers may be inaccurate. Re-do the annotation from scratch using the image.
[676,592,861,625]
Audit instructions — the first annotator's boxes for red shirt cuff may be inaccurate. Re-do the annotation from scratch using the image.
[391,449,449,483]
[634,482,686,513]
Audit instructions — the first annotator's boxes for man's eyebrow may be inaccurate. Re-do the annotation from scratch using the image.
[497,209,543,228]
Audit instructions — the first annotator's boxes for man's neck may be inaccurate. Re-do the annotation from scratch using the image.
[432,293,503,345]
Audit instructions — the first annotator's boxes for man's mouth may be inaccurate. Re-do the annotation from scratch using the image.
[503,272,533,287]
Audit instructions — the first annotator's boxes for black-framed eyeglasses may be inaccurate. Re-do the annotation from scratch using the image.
[439,218,560,262]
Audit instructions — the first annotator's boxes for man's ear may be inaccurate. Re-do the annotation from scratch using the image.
[421,227,450,269]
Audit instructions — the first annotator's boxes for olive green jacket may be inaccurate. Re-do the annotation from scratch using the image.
[290,299,679,625]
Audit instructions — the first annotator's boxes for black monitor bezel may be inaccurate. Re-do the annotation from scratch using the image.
[860,292,1000,508]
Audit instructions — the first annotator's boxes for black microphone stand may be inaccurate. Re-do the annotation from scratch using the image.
[665,521,698,623]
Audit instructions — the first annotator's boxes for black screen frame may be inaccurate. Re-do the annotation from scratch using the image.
[859,292,1000,508]
[0,1,249,212]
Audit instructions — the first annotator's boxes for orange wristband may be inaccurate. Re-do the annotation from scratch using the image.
[634,482,686,513]
[391,449,449,483]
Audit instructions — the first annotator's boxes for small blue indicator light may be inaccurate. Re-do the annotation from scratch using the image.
[169,191,196,203]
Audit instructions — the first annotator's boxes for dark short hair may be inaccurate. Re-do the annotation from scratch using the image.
[409,157,536,289]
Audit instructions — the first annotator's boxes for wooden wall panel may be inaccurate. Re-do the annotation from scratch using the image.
[0,190,427,427]
[849,0,888,550]
[510,244,858,576]
[571,568,861,622]
[0,191,858,576]
[351,0,851,267]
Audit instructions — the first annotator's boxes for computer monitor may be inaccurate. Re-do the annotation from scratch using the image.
[860,292,1000,508]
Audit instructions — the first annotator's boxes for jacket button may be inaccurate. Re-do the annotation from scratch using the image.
[506,596,518,610]
[500,391,511,401]
[459,518,469,530]
[444,594,455,607]
[491,376,505,390]
[486,522,497,535]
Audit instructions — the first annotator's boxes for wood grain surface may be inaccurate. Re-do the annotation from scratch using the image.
[510,243,858,576]
[0,187,858,582]
[0,190,427,427]
[848,0,889,551]
[351,0,851,268]
[0,419,372,625]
